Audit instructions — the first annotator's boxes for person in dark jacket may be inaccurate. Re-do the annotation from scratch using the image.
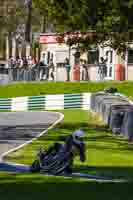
[98,57,107,80]
[65,58,71,81]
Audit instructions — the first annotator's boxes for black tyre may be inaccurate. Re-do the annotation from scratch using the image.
[30,160,41,172]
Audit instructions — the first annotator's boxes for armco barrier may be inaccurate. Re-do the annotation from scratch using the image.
[0,93,92,112]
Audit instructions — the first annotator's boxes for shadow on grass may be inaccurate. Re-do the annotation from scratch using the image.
[57,122,111,134]
[0,173,133,200]
[36,122,131,152]
[74,165,133,179]
[45,122,127,144]
[57,122,89,130]
[6,120,133,171]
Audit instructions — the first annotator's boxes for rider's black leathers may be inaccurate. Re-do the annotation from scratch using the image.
[60,135,86,161]
[58,134,86,173]
[43,135,86,173]
[39,135,86,174]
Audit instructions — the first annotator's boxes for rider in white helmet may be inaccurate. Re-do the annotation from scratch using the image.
[32,128,86,174]
[72,129,85,144]
[63,128,86,173]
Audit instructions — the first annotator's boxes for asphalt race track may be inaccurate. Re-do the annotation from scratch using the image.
[0,111,61,156]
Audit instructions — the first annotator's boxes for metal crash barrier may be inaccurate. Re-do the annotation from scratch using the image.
[8,68,40,81]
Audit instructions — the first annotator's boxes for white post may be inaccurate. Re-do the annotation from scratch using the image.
[26,43,31,58]
[125,49,128,81]
[12,37,16,58]
[6,35,9,60]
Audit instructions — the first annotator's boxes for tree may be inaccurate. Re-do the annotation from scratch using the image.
[0,0,27,57]
[33,0,133,54]
[1,0,132,58]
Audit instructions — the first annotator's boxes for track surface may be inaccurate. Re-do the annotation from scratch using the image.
[0,111,60,156]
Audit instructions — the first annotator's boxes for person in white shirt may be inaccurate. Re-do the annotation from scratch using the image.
[28,56,33,69]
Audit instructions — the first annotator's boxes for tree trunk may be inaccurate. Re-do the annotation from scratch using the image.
[8,32,12,58]
[16,39,19,59]
[21,42,26,58]
[41,16,46,33]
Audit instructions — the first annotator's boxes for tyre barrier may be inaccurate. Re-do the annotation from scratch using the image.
[90,91,133,142]
[101,98,129,124]
[109,105,132,135]
[91,92,109,112]
[102,102,129,125]
[121,108,133,141]
[110,108,126,134]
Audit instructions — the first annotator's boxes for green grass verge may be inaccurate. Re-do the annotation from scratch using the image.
[5,109,133,180]
[1,172,133,200]
[2,109,133,200]
[0,81,133,98]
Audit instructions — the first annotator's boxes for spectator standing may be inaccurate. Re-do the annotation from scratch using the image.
[49,59,55,81]
[23,57,28,69]
[8,56,14,68]
[8,56,14,81]
[8,57,11,68]
[43,53,47,66]
[83,60,89,81]
[27,56,33,81]
[28,56,33,69]
[98,57,107,81]
[32,58,39,81]
[80,59,84,81]
[22,57,29,81]
[80,59,86,81]
[32,58,37,68]
[16,57,24,81]
[16,57,23,69]
[12,57,16,69]
[11,57,17,81]
[65,58,71,81]
[39,60,46,80]
[46,59,54,81]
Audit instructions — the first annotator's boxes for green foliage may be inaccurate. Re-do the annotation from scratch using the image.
[1,0,133,54]
[5,109,133,180]
[33,0,133,54]
[0,1,26,35]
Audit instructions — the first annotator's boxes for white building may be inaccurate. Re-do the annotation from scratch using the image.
[39,33,133,81]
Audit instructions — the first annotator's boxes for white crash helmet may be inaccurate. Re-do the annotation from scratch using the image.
[72,129,85,144]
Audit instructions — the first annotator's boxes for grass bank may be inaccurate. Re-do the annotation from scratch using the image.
[0,81,133,98]
[6,109,133,180]
[2,109,133,200]
[1,172,133,200]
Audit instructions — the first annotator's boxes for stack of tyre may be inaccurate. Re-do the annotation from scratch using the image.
[90,87,133,142]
